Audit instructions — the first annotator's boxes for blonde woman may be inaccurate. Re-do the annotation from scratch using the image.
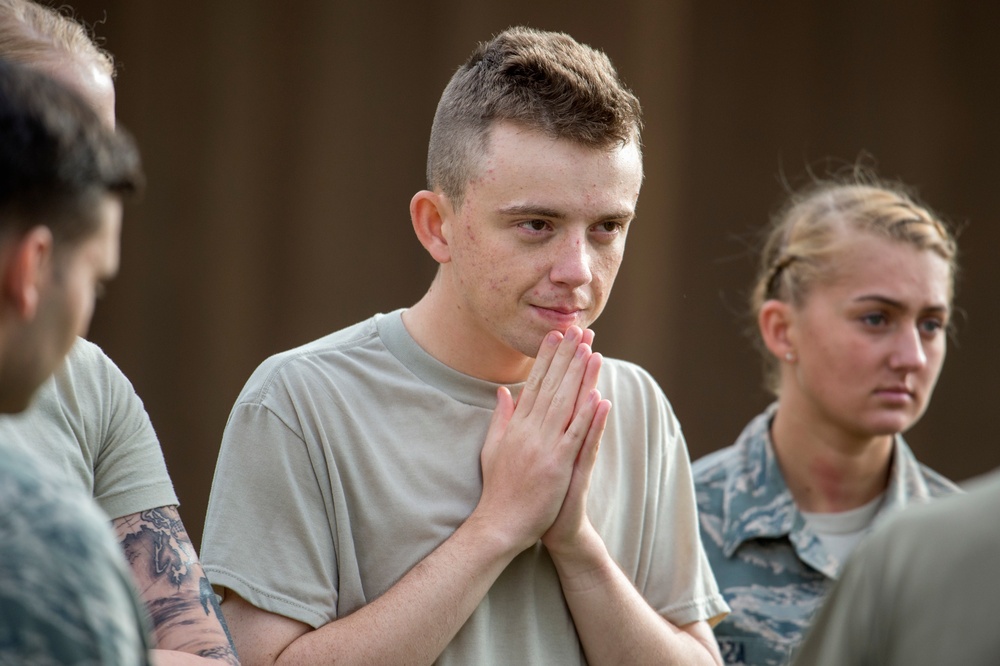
[693,174,962,665]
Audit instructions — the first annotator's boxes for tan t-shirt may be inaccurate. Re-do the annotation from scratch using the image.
[0,337,177,520]
[202,310,727,663]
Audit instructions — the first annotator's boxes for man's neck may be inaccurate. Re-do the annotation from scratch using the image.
[402,290,534,385]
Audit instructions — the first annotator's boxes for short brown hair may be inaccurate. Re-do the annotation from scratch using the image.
[427,26,642,205]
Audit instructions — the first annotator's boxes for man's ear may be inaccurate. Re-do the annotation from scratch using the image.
[410,190,453,264]
[2,226,54,320]
[758,299,797,361]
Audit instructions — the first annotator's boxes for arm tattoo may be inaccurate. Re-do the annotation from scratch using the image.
[202,576,238,653]
[119,508,189,587]
[116,507,240,664]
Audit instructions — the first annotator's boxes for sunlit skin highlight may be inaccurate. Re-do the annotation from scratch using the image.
[39,54,115,127]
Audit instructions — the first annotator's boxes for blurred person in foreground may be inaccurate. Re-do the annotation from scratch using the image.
[692,172,962,665]
[792,468,1000,666]
[0,55,148,662]
[202,26,728,666]
[0,1,239,662]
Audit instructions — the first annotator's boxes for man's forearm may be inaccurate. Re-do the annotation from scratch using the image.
[551,527,723,666]
[275,515,522,665]
[151,649,241,665]
[114,508,240,665]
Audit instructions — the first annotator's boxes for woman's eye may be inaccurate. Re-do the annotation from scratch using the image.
[860,313,887,327]
[919,318,944,335]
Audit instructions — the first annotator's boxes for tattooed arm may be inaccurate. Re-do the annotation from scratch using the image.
[113,506,240,665]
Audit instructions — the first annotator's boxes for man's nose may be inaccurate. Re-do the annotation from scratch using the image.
[549,234,592,287]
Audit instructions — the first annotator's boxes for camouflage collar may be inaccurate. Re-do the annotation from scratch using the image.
[720,404,797,558]
[719,404,944,576]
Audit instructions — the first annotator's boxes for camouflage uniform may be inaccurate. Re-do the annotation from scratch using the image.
[692,404,960,666]
[0,440,152,664]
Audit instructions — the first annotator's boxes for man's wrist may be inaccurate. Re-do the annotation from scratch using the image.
[546,522,612,592]
[461,506,535,563]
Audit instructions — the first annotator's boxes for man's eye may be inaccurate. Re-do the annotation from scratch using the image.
[519,220,548,231]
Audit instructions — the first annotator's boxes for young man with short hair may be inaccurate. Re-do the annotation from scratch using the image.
[203,27,727,665]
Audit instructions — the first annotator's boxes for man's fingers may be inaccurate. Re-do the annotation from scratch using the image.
[573,352,603,416]
[517,330,563,415]
[537,333,594,433]
[491,386,515,429]
[578,394,610,473]
[561,387,600,451]
[525,326,583,418]
[482,386,515,462]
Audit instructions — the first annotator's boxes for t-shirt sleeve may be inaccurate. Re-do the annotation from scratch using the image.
[596,362,728,629]
[201,394,339,630]
[653,397,730,627]
[63,340,177,519]
[608,366,728,629]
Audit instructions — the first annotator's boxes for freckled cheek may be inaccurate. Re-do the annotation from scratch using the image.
[486,273,514,291]
[593,250,624,284]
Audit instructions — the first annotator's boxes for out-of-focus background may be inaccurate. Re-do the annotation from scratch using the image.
[64,1,999,549]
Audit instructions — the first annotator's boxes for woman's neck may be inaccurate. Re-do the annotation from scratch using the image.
[769,401,894,513]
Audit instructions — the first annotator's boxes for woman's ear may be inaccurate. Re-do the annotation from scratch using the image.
[410,190,453,264]
[758,299,797,362]
[2,226,53,320]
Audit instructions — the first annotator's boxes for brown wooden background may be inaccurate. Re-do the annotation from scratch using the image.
[62,1,1000,549]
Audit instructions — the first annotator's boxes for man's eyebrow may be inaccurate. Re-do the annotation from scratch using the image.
[497,204,565,218]
[497,203,635,220]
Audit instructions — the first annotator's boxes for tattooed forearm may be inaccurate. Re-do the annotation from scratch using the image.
[113,507,240,664]
[147,589,238,662]
[118,507,193,588]
[202,576,237,653]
